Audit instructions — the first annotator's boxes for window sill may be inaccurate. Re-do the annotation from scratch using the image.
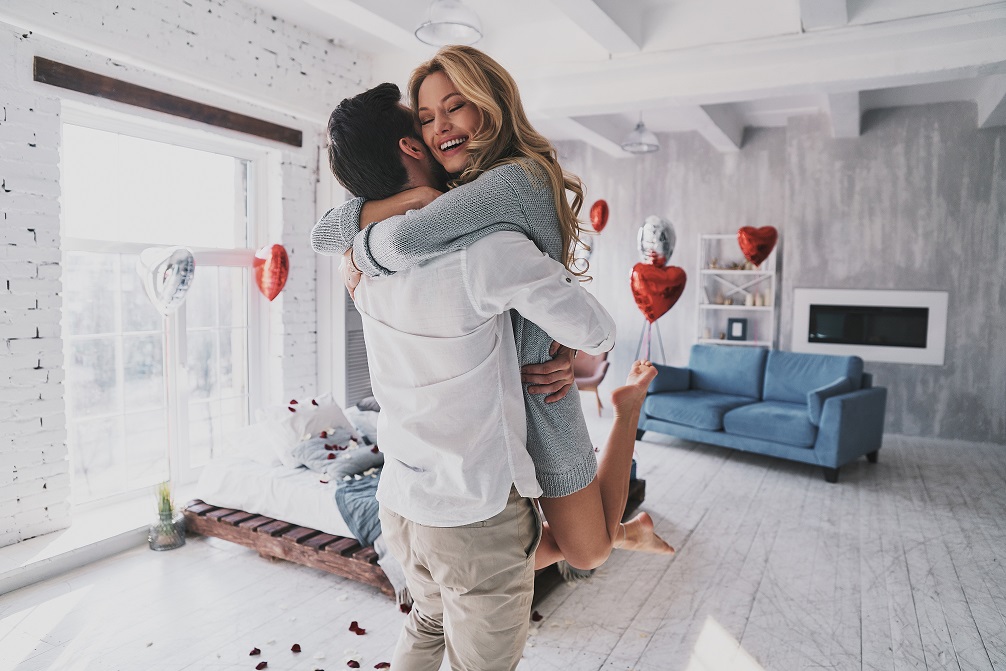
[0,483,198,596]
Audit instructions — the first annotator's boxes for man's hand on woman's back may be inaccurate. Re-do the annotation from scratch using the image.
[522,341,576,403]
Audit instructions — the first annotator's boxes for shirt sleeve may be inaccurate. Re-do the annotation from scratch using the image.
[350,163,535,277]
[311,197,365,256]
[464,232,615,355]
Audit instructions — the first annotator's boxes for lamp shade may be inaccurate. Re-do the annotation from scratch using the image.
[415,0,483,46]
[621,120,660,154]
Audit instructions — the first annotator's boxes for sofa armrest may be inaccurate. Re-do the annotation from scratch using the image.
[807,376,855,426]
[814,387,887,467]
[648,364,690,394]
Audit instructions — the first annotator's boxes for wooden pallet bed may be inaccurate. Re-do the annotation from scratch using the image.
[184,478,646,606]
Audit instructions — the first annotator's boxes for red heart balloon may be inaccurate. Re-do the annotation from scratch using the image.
[589,200,608,233]
[737,226,778,266]
[253,244,289,301]
[630,263,687,323]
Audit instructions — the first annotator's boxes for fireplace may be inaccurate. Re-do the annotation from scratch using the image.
[792,289,948,365]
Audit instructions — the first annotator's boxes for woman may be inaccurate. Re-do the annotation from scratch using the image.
[318,45,673,571]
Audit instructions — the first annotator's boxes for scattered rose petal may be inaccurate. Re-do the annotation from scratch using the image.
[374,664,391,669]
[291,643,302,653]
[531,610,544,622]
[594,446,600,452]
[371,446,379,453]
[348,621,367,635]
[347,662,360,669]
[312,399,319,406]
[327,453,336,460]
[250,648,261,656]
[314,652,326,659]
[256,663,268,670]
[288,407,296,413]
[325,444,336,451]
[399,603,412,614]
[320,430,328,438]
[320,479,329,484]
[267,639,276,644]
[290,399,299,404]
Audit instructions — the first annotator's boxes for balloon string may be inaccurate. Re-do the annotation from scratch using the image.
[642,322,652,360]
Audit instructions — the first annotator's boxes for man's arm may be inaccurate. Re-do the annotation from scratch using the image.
[465,232,615,355]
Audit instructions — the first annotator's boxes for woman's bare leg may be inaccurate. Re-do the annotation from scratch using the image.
[535,361,673,571]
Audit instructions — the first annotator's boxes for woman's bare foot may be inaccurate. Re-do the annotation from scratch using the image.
[614,512,675,555]
[611,360,658,417]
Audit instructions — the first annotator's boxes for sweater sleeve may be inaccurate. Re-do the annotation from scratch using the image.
[351,163,541,277]
[310,197,366,256]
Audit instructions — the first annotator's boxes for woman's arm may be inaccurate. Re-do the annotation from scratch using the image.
[310,188,441,256]
[351,163,540,277]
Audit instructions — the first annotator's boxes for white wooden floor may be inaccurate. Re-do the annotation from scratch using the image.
[3,413,1006,671]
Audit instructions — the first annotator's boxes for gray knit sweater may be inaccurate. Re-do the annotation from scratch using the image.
[311,162,598,497]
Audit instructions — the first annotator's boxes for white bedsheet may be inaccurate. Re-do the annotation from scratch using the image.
[195,457,354,539]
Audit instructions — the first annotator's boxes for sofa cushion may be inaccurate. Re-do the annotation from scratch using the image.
[643,390,757,431]
[723,401,818,448]
[688,345,768,399]
[762,351,863,404]
[807,376,855,426]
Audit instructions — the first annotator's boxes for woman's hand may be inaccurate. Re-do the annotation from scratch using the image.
[522,341,576,403]
[340,249,363,300]
[359,186,443,229]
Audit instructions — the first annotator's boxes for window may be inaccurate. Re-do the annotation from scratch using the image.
[60,106,273,505]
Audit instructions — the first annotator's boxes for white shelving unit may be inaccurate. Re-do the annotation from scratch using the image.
[696,234,778,348]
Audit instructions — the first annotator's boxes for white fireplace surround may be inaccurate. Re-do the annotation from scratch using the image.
[792,288,948,365]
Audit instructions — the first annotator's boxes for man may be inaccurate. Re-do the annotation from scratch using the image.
[311,84,614,670]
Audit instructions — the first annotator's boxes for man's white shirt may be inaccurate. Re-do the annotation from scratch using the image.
[354,231,615,527]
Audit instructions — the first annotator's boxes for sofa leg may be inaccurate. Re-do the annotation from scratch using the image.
[636,428,645,441]
[866,450,879,464]
[823,467,840,484]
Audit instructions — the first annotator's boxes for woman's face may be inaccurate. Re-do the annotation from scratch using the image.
[417,71,482,175]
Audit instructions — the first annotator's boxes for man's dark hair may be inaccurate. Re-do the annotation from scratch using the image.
[327,83,419,200]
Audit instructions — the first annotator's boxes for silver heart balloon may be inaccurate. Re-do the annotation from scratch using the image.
[637,215,676,266]
[136,246,195,315]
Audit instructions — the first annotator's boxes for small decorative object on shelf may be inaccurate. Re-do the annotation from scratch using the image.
[727,318,748,341]
[149,481,186,551]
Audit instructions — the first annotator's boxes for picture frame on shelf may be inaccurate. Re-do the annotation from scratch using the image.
[727,318,748,341]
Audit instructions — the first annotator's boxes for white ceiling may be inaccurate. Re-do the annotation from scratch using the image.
[244,0,1006,155]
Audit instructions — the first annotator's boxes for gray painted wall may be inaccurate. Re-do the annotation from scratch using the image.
[557,102,1005,444]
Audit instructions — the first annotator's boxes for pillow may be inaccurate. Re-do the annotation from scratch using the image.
[291,435,384,480]
[257,393,358,467]
[218,422,283,467]
[344,406,380,446]
[807,376,855,426]
[356,396,381,412]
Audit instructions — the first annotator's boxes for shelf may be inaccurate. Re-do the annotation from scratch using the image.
[697,339,771,347]
[698,233,778,349]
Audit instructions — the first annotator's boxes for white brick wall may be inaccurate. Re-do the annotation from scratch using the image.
[0,0,369,548]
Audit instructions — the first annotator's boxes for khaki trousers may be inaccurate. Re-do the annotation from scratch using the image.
[379,487,542,671]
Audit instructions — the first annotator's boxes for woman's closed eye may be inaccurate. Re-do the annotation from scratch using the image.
[419,116,433,126]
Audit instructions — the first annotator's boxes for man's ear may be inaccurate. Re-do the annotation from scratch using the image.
[399,137,425,160]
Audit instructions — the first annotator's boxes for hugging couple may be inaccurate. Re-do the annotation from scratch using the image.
[311,45,674,671]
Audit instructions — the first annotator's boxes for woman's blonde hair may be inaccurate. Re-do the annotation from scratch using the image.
[408,45,589,273]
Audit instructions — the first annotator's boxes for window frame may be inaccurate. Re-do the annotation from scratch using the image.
[60,102,280,507]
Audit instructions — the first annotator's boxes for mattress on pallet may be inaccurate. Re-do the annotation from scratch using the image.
[195,456,354,540]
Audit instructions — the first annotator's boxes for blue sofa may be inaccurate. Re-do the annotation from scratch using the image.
[636,344,887,482]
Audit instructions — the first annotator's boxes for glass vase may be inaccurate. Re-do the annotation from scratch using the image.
[148,510,186,551]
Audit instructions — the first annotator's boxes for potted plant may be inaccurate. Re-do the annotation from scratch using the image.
[148,481,186,551]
